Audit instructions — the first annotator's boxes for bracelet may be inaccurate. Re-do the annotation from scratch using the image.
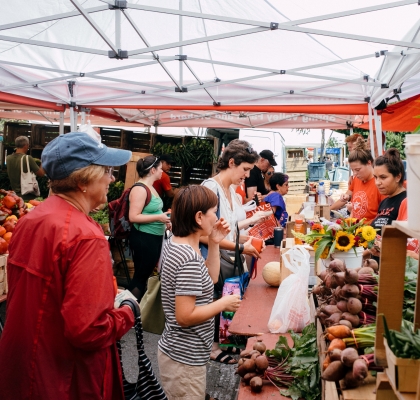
[239,244,244,254]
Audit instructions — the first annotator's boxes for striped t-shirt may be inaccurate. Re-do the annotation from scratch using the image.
[158,237,214,366]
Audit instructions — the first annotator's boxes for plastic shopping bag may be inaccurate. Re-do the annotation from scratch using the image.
[267,245,311,333]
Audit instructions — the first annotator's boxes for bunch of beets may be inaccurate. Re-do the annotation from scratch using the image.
[313,258,378,329]
[236,340,269,393]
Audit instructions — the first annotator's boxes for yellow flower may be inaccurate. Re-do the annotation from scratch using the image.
[355,227,363,236]
[345,217,357,225]
[335,231,355,252]
[359,240,368,248]
[361,226,376,242]
[313,243,330,259]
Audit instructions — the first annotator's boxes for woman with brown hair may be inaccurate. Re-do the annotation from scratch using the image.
[128,155,171,300]
[158,185,240,399]
[365,148,407,260]
[331,138,383,223]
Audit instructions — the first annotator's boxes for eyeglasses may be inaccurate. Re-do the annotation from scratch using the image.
[105,166,114,177]
[246,146,254,154]
[144,156,160,171]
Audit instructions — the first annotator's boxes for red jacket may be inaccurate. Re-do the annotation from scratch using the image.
[0,196,134,400]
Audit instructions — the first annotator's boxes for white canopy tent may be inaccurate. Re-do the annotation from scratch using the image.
[1,0,420,138]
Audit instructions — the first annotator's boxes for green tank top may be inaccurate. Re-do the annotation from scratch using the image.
[134,195,165,236]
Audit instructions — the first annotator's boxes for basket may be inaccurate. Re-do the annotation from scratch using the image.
[308,163,326,182]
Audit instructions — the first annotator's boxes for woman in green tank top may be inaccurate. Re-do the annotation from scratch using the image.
[128,156,171,300]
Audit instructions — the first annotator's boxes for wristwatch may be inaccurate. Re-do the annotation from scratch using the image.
[239,244,244,254]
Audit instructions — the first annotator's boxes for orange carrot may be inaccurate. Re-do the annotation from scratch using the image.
[323,354,331,371]
[326,325,352,339]
[327,338,346,352]
[327,333,336,341]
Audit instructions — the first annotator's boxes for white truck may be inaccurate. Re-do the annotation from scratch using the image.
[239,129,286,172]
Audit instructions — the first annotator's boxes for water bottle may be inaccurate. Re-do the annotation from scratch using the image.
[318,182,326,205]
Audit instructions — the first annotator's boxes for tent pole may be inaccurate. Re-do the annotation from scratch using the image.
[373,109,383,155]
[179,0,183,87]
[115,8,121,50]
[69,106,75,131]
[368,103,375,158]
[59,112,64,135]
[74,111,78,131]
[81,110,86,125]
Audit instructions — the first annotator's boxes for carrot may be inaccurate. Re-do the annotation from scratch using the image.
[327,333,336,341]
[327,325,352,339]
[327,338,346,352]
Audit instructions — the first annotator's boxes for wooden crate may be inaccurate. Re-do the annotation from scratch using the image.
[288,180,307,194]
[287,170,307,181]
[167,166,182,188]
[284,194,307,215]
[125,131,152,153]
[287,148,305,158]
[100,128,123,149]
[314,205,331,220]
[3,122,32,146]
[185,166,212,185]
[286,157,307,172]
[0,255,8,295]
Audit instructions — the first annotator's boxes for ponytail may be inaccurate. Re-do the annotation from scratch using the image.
[348,137,374,165]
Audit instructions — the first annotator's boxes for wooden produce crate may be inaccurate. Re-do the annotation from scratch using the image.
[0,255,8,295]
[185,166,212,185]
[31,124,70,147]
[384,339,420,393]
[285,213,307,238]
[287,148,305,158]
[125,131,152,153]
[3,122,32,146]
[314,204,331,220]
[286,157,307,172]
[100,128,123,149]
[288,179,307,194]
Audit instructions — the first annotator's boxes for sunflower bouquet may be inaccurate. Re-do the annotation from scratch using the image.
[292,216,377,263]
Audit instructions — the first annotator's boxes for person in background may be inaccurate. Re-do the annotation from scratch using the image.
[397,198,419,260]
[364,148,407,260]
[201,139,261,364]
[6,136,45,200]
[244,149,277,203]
[158,185,240,400]
[0,132,135,400]
[345,133,363,152]
[128,156,171,300]
[307,153,314,164]
[325,157,333,171]
[265,172,289,228]
[153,154,177,210]
[263,165,275,193]
[330,138,383,224]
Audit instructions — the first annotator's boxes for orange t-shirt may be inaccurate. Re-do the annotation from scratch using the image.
[397,198,419,253]
[349,176,384,223]
[236,183,246,205]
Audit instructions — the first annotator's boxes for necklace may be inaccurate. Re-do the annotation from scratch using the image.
[216,175,231,204]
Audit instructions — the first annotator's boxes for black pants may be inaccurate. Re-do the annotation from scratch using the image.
[129,228,163,299]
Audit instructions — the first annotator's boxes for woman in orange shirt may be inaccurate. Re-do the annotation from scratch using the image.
[331,138,383,223]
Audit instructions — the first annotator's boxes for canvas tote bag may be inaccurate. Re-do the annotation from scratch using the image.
[20,155,40,196]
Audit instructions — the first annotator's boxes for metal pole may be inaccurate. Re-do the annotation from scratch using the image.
[81,110,86,125]
[59,112,64,134]
[74,110,78,130]
[368,104,375,158]
[179,0,183,87]
[115,8,121,50]
[69,107,75,131]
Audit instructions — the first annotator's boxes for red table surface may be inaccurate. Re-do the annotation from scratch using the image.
[229,246,280,336]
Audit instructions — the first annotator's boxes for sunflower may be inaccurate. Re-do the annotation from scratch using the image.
[335,231,355,252]
[313,243,330,259]
[361,226,376,242]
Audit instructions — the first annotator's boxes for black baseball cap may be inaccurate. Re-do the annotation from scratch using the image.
[259,150,277,166]
[159,154,175,164]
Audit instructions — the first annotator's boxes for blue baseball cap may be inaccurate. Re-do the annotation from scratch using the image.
[42,131,132,180]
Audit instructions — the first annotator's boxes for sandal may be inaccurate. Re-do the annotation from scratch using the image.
[212,351,237,365]
[224,346,243,355]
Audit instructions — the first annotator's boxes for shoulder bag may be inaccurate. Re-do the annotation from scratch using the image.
[20,155,40,196]
[118,299,167,400]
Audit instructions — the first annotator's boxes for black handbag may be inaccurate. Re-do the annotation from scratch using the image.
[117,299,167,400]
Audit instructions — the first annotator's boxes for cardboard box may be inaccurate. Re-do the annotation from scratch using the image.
[284,194,308,215]
[314,204,331,220]
[124,152,152,190]
[384,338,420,392]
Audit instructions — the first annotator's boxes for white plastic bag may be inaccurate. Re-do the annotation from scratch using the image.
[20,155,40,196]
[268,245,311,333]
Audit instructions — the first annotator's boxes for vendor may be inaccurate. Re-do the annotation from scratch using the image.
[330,138,383,224]
[364,148,406,260]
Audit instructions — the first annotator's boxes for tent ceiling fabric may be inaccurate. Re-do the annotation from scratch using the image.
[1,0,420,128]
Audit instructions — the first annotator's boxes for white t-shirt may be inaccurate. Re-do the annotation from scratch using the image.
[202,178,243,242]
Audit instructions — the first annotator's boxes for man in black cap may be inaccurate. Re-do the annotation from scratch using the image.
[153,154,177,209]
[245,149,277,203]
